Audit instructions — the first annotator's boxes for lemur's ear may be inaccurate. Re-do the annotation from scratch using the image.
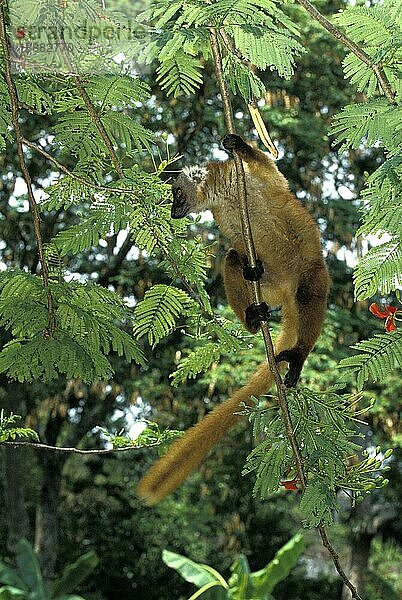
[182,165,208,184]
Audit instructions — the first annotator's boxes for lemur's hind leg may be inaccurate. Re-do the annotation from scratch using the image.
[276,261,329,387]
[224,249,259,333]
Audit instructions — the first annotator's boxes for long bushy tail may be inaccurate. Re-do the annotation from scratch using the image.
[136,300,304,505]
[136,352,291,505]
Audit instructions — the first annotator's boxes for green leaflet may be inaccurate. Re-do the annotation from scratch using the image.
[339,332,402,390]
[133,284,197,346]
[0,272,145,383]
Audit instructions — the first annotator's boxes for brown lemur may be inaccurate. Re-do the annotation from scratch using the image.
[137,134,330,505]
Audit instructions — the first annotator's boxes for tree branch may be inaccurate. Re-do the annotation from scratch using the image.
[295,0,396,104]
[0,2,56,336]
[1,440,162,454]
[56,33,124,178]
[22,138,139,195]
[209,27,362,600]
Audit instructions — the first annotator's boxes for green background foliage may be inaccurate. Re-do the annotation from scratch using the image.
[0,0,400,599]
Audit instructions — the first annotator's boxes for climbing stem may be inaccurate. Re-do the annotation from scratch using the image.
[0,2,55,336]
[295,0,395,104]
[209,26,362,600]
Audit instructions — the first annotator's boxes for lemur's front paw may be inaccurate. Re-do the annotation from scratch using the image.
[222,134,247,152]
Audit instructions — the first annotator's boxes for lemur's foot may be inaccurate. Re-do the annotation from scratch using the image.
[222,134,248,153]
[275,348,305,388]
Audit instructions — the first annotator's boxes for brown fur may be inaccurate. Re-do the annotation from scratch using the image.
[136,137,330,505]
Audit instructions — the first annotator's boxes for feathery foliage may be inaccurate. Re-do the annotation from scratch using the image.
[0,411,39,443]
[244,388,389,526]
[334,3,402,98]
[133,284,197,346]
[170,316,247,385]
[0,0,233,383]
[137,0,303,101]
[0,271,145,383]
[331,0,402,388]
[353,241,402,300]
[339,332,402,391]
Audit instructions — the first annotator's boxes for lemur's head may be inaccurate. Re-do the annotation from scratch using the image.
[171,165,208,219]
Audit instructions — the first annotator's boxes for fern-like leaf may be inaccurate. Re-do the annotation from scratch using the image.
[341,52,378,98]
[224,55,266,103]
[157,52,204,97]
[358,160,402,238]
[101,111,155,153]
[331,99,391,152]
[170,343,220,386]
[333,4,401,99]
[133,285,196,346]
[232,25,303,78]
[353,240,402,300]
[16,78,53,114]
[0,273,145,382]
[339,332,402,389]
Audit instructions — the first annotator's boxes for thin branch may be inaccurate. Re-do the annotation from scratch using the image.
[317,524,358,596]
[21,138,139,196]
[295,0,396,104]
[56,33,124,178]
[209,27,362,600]
[1,440,162,454]
[0,2,56,336]
[210,23,307,490]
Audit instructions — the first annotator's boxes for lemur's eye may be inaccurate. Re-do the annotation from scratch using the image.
[173,187,184,201]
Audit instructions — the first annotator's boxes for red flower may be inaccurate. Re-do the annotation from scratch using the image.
[369,303,399,332]
[280,477,300,491]
[15,28,26,39]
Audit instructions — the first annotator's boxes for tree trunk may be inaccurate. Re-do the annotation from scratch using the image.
[0,379,31,552]
[3,445,31,551]
[34,451,63,580]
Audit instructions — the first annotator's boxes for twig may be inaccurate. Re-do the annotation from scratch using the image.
[1,440,161,454]
[0,2,56,336]
[317,524,358,596]
[295,0,395,105]
[22,138,140,196]
[56,32,124,178]
[210,25,307,489]
[209,27,362,600]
